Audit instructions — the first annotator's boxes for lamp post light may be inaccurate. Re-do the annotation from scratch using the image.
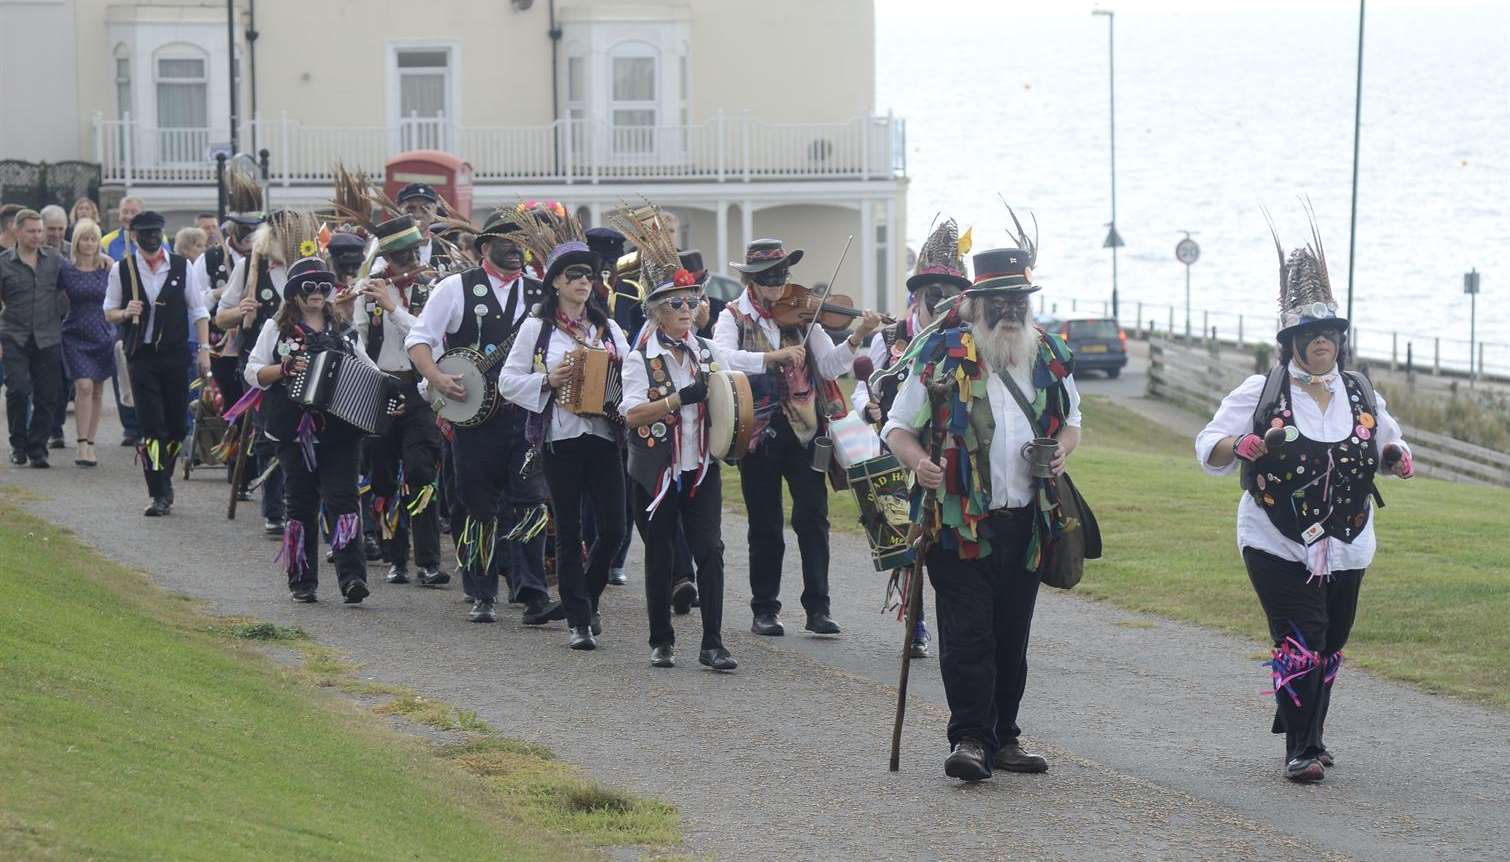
[1093,8,1122,322]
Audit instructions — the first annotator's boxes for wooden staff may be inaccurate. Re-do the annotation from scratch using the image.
[889,386,947,772]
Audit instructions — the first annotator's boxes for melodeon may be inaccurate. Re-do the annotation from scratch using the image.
[288,350,399,435]
[557,347,622,418]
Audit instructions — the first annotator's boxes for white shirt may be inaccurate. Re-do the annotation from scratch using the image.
[711,290,858,382]
[851,309,922,416]
[1195,362,1409,573]
[351,280,421,372]
[882,358,1083,510]
[621,325,766,475]
[243,318,379,390]
[498,315,631,444]
[191,245,243,306]
[217,256,287,313]
[103,251,210,342]
[404,268,529,356]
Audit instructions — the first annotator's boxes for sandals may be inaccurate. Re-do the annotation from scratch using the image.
[76,439,97,468]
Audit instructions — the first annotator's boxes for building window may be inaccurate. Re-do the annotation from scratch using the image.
[609,47,657,155]
[565,55,586,158]
[155,50,208,162]
[115,54,132,120]
[396,47,452,150]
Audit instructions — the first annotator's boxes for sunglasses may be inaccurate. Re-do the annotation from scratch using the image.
[562,265,594,281]
[660,295,704,311]
[752,267,789,287]
[295,281,334,297]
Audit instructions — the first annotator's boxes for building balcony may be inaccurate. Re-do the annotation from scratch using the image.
[92,111,907,189]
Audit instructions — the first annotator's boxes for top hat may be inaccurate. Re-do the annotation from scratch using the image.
[966,247,1039,295]
[284,256,337,300]
[541,241,599,290]
[395,183,439,205]
[1276,247,1348,339]
[678,249,708,285]
[907,219,971,292]
[730,238,803,274]
[372,216,423,256]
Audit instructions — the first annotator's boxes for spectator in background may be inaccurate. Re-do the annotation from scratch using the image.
[41,206,69,253]
[66,197,100,244]
[195,213,223,248]
[58,218,116,467]
[101,196,144,260]
[40,205,74,450]
[0,203,22,251]
[0,210,67,468]
[175,226,208,263]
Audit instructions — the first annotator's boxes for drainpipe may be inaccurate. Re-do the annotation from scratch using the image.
[246,0,260,150]
[549,0,562,177]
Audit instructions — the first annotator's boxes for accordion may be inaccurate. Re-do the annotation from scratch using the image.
[557,347,622,419]
[288,349,398,435]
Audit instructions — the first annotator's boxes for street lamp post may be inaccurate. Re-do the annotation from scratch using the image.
[1345,0,1366,324]
[1093,9,1122,321]
[1465,268,1480,385]
[226,0,239,153]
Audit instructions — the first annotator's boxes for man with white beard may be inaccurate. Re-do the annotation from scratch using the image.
[883,232,1082,782]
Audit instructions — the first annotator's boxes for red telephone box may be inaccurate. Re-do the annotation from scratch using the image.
[384,150,474,219]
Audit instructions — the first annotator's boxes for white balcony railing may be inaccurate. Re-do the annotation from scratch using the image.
[93,111,907,187]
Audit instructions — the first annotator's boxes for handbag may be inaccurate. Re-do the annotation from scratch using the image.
[114,339,134,408]
[998,371,1101,590]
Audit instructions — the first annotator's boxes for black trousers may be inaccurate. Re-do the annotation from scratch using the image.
[580,446,637,571]
[738,421,830,617]
[276,436,365,592]
[925,509,1041,761]
[635,466,726,650]
[542,434,625,628]
[2,336,61,459]
[451,407,548,604]
[367,380,442,570]
[1243,547,1364,761]
[128,345,189,499]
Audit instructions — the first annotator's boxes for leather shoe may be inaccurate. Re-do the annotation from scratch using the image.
[386,564,410,585]
[910,621,931,658]
[417,567,450,587]
[290,589,317,603]
[522,597,566,626]
[29,456,50,469]
[1285,757,1325,783]
[469,600,498,623]
[699,647,738,672]
[751,613,784,636]
[569,626,597,650]
[143,498,170,517]
[650,645,675,668]
[342,580,369,604]
[804,613,841,635]
[49,436,65,450]
[1317,749,1335,768]
[608,567,627,586]
[590,612,603,637]
[671,577,697,615]
[945,738,992,781]
[994,742,1048,773]
[263,518,285,536]
[9,450,27,465]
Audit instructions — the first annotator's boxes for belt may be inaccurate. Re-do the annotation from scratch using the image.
[986,505,1033,520]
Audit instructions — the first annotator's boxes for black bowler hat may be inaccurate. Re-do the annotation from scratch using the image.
[678,249,708,285]
[966,247,1039,295]
[131,211,166,231]
[396,183,439,205]
[585,227,626,264]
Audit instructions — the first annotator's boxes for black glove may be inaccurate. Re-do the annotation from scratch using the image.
[677,381,708,406]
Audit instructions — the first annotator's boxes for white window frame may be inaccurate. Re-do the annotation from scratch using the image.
[151,43,210,165]
[385,41,462,153]
[606,41,660,159]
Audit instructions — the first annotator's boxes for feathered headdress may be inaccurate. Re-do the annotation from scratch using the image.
[607,202,687,296]
[503,200,595,285]
[1264,200,1347,337]
[225,165,263,215]
[252,209,323,267]
[329,163,395,234]
[906,216,971,292]
[1000,194,1038,270]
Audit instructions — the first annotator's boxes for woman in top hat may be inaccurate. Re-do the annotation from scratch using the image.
[883,211,1082,782]
[1196,219,1412,782]
[617,215,777,670]
[245,256,385,604]
[102,210,213,515]
[499,211,631,650]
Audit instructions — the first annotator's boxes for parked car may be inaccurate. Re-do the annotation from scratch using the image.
[1036,313,1128,378]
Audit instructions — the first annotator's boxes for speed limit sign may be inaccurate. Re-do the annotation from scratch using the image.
[1175,237,1201,265]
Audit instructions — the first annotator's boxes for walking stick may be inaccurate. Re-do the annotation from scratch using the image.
[226,411,255,520]
[889,388,947,772]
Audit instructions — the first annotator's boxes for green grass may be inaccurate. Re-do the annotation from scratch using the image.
[0,501,677,859]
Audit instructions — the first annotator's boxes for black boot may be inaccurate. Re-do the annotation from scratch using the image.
[945,738,991,781]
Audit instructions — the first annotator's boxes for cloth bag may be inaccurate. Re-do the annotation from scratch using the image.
[114,340,134,408]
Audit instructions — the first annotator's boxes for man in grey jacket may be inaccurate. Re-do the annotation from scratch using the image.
[0,209,67,467]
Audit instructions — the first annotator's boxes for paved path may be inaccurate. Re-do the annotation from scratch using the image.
[6,408,1508,861]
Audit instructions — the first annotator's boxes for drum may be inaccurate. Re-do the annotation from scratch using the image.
[706,371,779,461]
[845,453,915,572]
[433,346,500,429]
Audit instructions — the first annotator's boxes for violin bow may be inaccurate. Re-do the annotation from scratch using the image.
[801,234,855,344]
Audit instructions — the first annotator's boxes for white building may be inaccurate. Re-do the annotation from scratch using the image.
[0,0,910,311]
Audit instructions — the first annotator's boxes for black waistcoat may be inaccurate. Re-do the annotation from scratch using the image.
[444,267,543,356]
[872,319,914,419]
[1241,370,1380,545]
[119,253,191,358]
[238,258,282,360]
[365,280,432,364]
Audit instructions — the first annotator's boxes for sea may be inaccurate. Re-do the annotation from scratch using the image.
[875,0,1510,373]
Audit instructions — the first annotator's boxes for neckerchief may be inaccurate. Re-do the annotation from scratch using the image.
[743,285,775,321]
[141,248,167,272]
[647,328,710,506]
[482,258,521,286]
[1290,360,1337,387]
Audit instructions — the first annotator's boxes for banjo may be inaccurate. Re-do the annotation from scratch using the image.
[432,336,514,429]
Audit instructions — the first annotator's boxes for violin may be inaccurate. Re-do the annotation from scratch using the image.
[769,283,894,330]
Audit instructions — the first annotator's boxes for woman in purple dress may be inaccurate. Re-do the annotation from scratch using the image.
[58,219,116,466]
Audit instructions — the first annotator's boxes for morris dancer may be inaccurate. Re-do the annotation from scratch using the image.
[1196,221,1411,783]
[713,239,880,638]
[853,218,972,659]
[245,256,380,604]
[499,211,630,650]
[619,224,777,670]
[407,210,563,626]
[583,224,636,587]
[883,231,1081,782]
[102,211,213,515]
[355,217,448,588]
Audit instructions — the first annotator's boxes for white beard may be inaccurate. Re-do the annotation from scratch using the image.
[972,322,1039,393]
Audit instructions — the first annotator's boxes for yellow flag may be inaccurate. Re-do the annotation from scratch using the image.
[957,227,974,256]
